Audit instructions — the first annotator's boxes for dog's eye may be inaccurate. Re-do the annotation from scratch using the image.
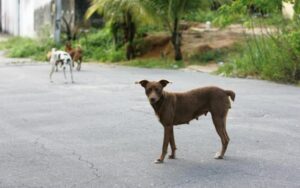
[155,88,160,92]
[146,88,152,93]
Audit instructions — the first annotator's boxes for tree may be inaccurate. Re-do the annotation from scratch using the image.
[294,0,300,18]
[142,0,210,61]
[85,0,151,60]
[214,0,283,27]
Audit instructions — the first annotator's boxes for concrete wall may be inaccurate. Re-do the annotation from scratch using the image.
[1,0,19,36]
[282,2,294,19]
[0,0,100,37]
[1,0,52,37]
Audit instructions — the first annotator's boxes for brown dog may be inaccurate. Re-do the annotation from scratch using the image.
[65,41,83,71]
[136,80,235,163]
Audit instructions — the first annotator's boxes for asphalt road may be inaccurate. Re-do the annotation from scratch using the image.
[0,60,299,188]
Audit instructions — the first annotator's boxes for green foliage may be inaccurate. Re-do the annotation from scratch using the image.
[136,25,164,37]
[124,58,184,69]
[214,0,283,27]
[142,0,210,32]
[0,27,126,62]
[0,37,55,61]
[218,34,300,83]
[183,10,218,22]
[78,27,125,62]
[86,0,153,25]
[189,49,228,64]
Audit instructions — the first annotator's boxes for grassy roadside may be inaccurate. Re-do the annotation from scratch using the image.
[1,26,299,84]
[217,32,300,84]
[0,37,56,61]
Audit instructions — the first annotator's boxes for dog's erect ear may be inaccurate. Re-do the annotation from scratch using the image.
[135,80,149,88]
[159,80,171,88]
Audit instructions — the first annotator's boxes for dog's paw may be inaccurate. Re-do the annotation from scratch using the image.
[214,152,224,159]
[154,159,164,164]
[168,155,176,159]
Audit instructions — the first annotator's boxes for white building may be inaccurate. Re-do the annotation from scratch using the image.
[282,1,295,19]
[0,0,100,38]
[1,0,55,37]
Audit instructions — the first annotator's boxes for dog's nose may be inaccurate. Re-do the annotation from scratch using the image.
[149,98,156,103]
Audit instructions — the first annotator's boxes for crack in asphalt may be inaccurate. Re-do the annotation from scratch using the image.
[71,151,101,178]
[70,151,102,187]
[32,137,101,187]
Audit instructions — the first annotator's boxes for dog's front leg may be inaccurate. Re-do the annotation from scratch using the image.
[49,63,55,83]
[155,126,172,164]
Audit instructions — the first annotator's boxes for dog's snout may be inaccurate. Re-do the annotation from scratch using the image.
[150,98,156,103]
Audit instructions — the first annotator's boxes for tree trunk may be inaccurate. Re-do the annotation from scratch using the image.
[111,22,121,50]
[294,0,300,19]
[125,12,136,60]
[171,17,182,61]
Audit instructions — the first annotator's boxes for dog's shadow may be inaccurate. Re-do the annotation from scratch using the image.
[152,155,270,185]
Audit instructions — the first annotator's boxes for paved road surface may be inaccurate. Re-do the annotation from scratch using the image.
[0,60,299,188]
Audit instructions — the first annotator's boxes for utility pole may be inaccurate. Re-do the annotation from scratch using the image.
[17,0,20,36]
[54,0,62,45]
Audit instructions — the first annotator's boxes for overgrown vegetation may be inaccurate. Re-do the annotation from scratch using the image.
[1,0,300,83]
[77,27,125,62]
[188,46,241,65]
[215,0,300,83]
[218,34,300,82]
[0,37,55,61]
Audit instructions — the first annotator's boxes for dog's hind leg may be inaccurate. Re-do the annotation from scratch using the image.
[69,63,74,83]
[77,60,81,71]
[63,66,67,83]
[212,115,229,159]
[168,127,177,159]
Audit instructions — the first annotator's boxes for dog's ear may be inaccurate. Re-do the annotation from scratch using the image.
[135,80,149,88]
[159,80,171,88]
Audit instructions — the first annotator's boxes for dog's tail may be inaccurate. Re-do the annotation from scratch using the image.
[225,90,235,102]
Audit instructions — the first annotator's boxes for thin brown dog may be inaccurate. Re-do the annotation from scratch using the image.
[136,80,235,164]
[65,41,83,71]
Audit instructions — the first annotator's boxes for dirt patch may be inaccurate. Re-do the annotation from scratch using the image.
[137,34,171,59]
[137,23,276,62]
[183,63,219,73]
[137,23,246,61]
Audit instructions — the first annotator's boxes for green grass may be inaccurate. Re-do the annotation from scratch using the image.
[188,49,228,65]
[184,10,218,23]
[122,58,184,69]
[0,27,126,62]
[0,37,56,61]
[187,43,243,65]
[217,34,300,83]
[77,27,125,62]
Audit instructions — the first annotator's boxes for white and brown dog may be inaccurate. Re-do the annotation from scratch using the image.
[49,48,74,83]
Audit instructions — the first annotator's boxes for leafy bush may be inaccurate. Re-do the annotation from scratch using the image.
[184,10,219,23]
[218,33,300,83]
[189,49,227,64]
[214,0,284,27]
[0,37,55,61]
[0,26,126,63]
[78,27,125,62]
